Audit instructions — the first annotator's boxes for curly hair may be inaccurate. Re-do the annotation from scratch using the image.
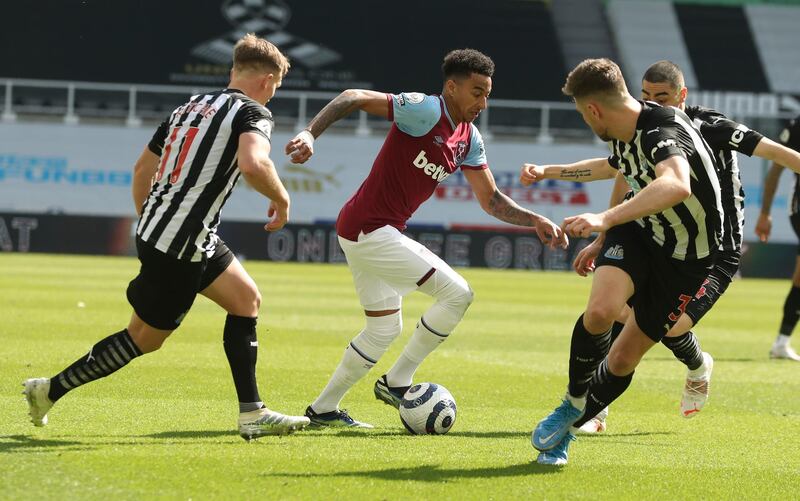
[442,49,495,80]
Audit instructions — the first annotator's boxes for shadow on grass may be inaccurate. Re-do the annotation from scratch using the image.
[304,429,526,439]
[143,430,236,439]
[647,356,757,363]
[579,431,675,439]
[0,434,88,453]
[263,461,563,481]
[577,430,676,447]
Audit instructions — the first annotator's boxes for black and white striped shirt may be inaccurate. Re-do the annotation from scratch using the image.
[779,116,800,216]
[608,101,722,261]
[137,88,273,261]
[684,105,763,253]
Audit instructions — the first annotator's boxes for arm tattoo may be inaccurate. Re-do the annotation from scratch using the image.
[559,168,592,179]
[306,91,360,138]
[487,189,537,226]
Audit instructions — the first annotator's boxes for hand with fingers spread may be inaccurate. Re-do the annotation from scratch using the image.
[534,215,570,249]
[562,212,610,238]
[573,234,604,277]
[265,199,289,232]
[285,130,315,164]
[520,163,546,186]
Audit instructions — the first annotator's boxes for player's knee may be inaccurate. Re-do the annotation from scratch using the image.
[367,311,403,340]
[584,302,620,333]
[607,347,639,375]
[128,328,168,354]
[236,284,260,317]
[442,280,473,315]
[354,311,403,359]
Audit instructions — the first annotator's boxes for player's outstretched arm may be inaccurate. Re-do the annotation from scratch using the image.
[520,157,615,186]
[239,132,291,231]
[753,137,800,175]
[132,147,161,216]
[563,156,691,238]
[755,161,786,242]
[285,89,389,164]
[464,168,568,248]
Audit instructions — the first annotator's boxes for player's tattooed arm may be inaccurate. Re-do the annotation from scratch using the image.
[520,158,615,186]
[487,189,539,226]
[286,89,388,163]
[559,168,593,179]
[487,189,568,248]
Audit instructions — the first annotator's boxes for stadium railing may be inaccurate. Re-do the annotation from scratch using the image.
[1,78,796,141]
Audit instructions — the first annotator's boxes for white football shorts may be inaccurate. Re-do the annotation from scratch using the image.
[338,225,467,308]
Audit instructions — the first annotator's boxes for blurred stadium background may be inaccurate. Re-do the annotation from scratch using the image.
[2,0,800,273]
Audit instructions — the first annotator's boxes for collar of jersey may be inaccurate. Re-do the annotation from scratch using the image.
[438,95,457,131]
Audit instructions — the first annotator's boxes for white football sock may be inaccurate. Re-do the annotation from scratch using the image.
[385,270,473,387]
[311,312,402,413]
[311,345,373,413]
[566,391,587,410]
[385,317,446,387]
[775,334,791,348]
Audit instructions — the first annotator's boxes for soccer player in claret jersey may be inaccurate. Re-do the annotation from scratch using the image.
[527,58,724,465]
[285,49,568,428]
[522,60,800,432]
[22,34,310,440]
[756,114,800,361]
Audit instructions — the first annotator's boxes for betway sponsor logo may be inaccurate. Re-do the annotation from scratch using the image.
[412,150,450,182]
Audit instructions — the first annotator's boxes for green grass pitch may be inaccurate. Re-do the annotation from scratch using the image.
[1,253,799,499]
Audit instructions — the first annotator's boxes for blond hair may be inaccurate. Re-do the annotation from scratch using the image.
[562,58,628,102]
[233,33,290,77]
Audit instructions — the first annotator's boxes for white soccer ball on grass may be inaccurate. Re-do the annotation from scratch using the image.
[399,383,457,435]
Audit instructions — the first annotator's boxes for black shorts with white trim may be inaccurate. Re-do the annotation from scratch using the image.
[595,222,713,342]
[126,236,234,330]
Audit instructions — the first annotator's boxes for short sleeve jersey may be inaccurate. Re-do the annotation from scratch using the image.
[684,105,763,251]
[138,88,273,261]
[336,92,488,241]
[607,101,723,261]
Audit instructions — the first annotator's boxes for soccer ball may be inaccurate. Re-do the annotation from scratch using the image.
[398,383,457,435]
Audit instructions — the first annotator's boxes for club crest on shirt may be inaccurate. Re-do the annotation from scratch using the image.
[454,141,468,165]
[405,92,425,104]
[433,135,444,147]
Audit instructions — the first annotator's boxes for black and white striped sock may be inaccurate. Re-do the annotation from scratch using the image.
[574,359,633,428]
[661,331,704,370]
[47,329,142,402]
[567,314,613,398]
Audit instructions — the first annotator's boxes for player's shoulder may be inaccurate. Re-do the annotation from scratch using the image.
[684,104,725,123]
[392,92,441,115]
[639,101,678,129]
[394,92,436,106]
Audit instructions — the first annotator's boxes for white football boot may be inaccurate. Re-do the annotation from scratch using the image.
[769,343,800,361]
[22,378,54,427]
[681,352,714,418]
[238,408,310,440]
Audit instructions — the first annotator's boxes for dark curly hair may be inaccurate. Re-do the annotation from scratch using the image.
[442,49,495,80]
